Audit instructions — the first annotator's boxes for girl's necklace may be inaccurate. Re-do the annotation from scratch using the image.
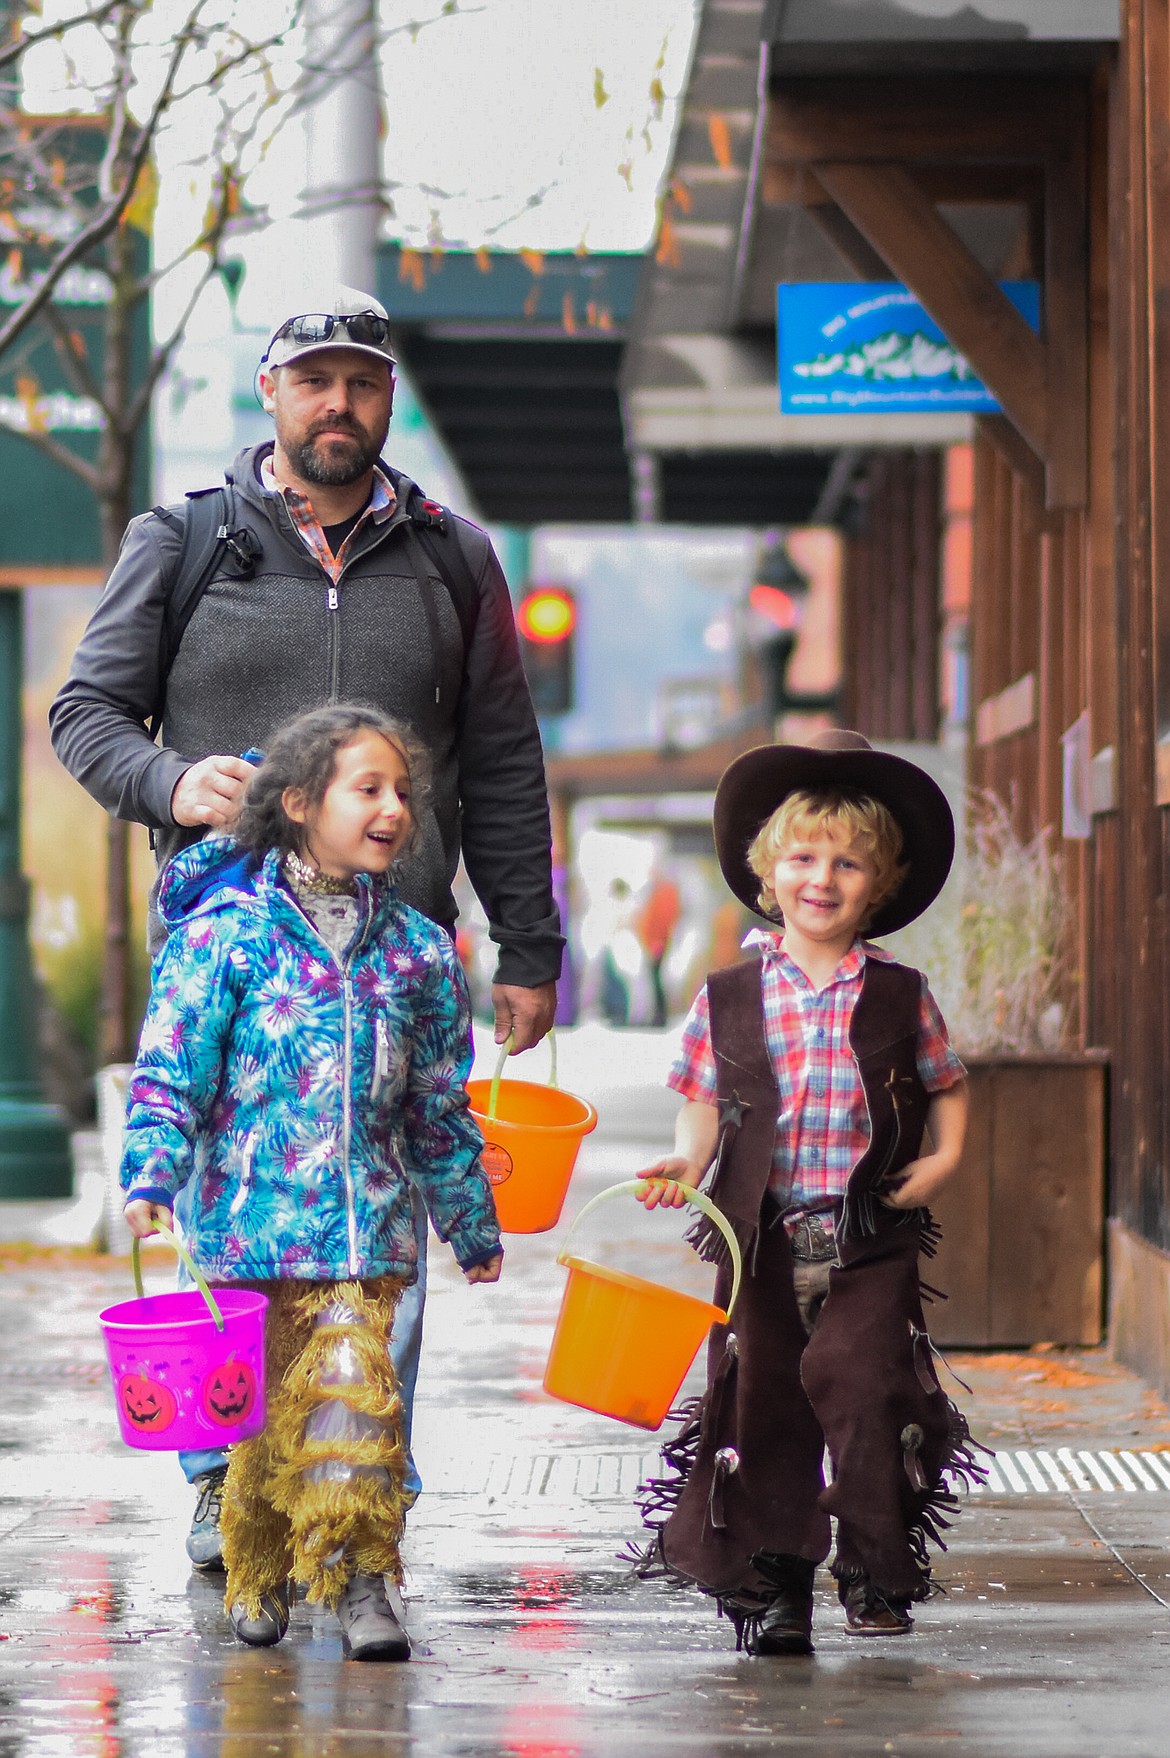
[284,850,356,896]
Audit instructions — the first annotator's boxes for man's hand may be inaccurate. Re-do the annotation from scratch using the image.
[171,755,256,830]
[463,1251,503,1284]
[123,1199,173,1239]
[491,980,557,1052]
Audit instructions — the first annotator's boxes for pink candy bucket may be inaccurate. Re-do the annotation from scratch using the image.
[99,1221,268,1451]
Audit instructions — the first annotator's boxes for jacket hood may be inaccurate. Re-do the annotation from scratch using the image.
[159,834,402,941]
[158,834,262,931]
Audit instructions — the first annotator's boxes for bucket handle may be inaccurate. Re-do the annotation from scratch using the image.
[557,1180,742,1320]
[131,1216,225,1332]
[487,1027,558,1121]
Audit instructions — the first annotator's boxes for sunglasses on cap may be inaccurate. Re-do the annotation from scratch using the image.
[264,310,394,357]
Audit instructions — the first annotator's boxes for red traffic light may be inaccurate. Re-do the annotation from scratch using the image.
[749,583,800,630]
[518,585,577,644]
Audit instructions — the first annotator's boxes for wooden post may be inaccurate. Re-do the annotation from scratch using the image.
[0,590,72,1197]
[95,218,139,1069]
[911,452,941,741]
[1110,0,1164,1243]
[887,453,913,740]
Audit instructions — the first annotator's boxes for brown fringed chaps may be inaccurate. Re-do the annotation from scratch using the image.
[633,955,986,1621]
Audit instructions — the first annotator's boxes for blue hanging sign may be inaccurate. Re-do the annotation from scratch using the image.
[777,280,1041,414]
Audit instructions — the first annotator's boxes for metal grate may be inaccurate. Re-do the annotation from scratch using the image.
[479,1452,654,1501]
[456,1448,1170,1501]
[968,1448,1170,1495]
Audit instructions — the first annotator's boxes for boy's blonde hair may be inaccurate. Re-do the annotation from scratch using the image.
[746,789,908,925]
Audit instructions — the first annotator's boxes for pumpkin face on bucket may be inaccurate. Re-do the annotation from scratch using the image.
[201,1357,257,1427]
[119,1371,178,1433]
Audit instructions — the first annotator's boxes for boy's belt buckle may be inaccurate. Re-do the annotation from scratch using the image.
[790,1213,836,1262]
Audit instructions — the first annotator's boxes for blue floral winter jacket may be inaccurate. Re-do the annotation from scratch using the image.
[120,837,500,1282]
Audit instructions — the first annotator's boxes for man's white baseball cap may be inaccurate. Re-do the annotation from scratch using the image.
[260,285,397,371]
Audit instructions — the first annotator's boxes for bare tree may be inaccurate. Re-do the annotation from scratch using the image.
[1,0,675,1068]
[1,0,303,1063]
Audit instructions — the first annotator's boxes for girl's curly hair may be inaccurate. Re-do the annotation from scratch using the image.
[233,703,429,864]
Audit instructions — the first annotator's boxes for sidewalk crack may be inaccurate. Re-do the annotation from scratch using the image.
[1022,1418,1170,1610]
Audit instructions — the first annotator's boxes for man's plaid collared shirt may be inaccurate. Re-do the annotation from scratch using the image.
[669,932,965,1218]
[259,455,397,582]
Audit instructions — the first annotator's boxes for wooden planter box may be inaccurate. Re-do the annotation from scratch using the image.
[926,1053,1108,1348]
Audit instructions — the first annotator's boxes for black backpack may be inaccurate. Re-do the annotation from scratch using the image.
[148,478,481,730]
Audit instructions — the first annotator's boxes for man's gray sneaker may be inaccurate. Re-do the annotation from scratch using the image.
[337,1573,411,1661]
[229,1582,290,1647]
[186,1466,227,1571]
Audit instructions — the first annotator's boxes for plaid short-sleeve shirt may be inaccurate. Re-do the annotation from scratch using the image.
[669,932,965,1216]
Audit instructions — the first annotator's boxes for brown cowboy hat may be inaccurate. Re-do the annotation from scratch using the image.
[713,729,955,937]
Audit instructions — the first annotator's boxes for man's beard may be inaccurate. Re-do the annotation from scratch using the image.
[286,419,386,486]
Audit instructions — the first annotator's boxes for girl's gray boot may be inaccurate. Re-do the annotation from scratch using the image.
[337,1573,410,1661]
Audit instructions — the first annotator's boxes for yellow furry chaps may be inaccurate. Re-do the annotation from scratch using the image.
[219,1275,409,1617]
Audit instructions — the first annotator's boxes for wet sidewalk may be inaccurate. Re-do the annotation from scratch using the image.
[3,1130,1170,1755]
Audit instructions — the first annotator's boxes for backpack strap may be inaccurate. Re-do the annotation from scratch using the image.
[147,482,261,738]
[406,491,481,653]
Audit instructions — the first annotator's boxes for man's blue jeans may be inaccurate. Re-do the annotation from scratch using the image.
[178,1190,428,1502]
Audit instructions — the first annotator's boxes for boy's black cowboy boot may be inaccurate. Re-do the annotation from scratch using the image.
[336,1573,411,1662]
[837,1571,913,1635]
[229,1582,291,1647]
[751,1554,816,1656]
[186,1465,227,1571]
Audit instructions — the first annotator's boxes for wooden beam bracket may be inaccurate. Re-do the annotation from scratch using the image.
[814,162,1060,478]
[767,81,1091,511]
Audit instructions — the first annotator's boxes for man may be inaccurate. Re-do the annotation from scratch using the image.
[50,286,562,1647]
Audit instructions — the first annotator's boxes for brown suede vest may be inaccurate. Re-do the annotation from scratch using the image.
[705,954,930,1264]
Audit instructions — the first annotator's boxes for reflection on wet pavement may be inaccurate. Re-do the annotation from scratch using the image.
[3,1144,1170,1753]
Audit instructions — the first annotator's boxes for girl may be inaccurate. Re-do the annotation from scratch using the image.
[120,703,502,1662]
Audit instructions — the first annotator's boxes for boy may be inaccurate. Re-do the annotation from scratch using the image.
[632,730,981,1656]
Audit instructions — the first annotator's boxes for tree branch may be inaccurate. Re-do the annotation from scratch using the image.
[170,20,298,106]
[0,20,195,362]
[42,303,107,409]
[0,0,129,73]
[122,254,217,436]
[0,414,103,492]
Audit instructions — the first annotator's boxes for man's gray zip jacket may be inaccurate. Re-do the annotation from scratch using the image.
[49,442,564,989]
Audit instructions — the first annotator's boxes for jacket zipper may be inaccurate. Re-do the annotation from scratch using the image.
[284,889,368,1276]
[326,582,340,701]
[341,967,359,1275]
[228,1135,256,1217]
[370,1015,391,1100]
[265,493,342,703]
[325,504,412,706]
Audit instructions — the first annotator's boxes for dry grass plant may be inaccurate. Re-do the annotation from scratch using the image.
[886,789,1072,1055]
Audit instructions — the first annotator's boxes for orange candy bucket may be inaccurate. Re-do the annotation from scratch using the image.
[542,1181,742,1431]
[467,1032,597,1234]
